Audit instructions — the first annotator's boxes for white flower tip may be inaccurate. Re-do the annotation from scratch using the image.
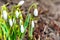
[18,0,24,5]
[34,9,38,16]
[9,19,13,27]
[32,21,35,28]
[21,25,24,33]
[2,10,7,20]
[15,11,19,18]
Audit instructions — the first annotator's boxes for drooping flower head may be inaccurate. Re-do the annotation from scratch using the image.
[2,10,7,20]
[32,21,35,28]
[9,19,13,27]
[2,5,8,20]
[21,25,24,33]
[15,10,19,18]
[34,8,38,16]
[18,0,24,6]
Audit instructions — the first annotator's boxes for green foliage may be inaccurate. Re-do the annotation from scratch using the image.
[0,2,38,40]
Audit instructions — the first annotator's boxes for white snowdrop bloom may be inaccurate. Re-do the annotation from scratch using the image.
[32,21,35,28]
[15,11,19,18]
[2,10,7,20]
[18,0,24,6]
[21,25,24,33]
[34,9,38,16]
[9,19,13,27]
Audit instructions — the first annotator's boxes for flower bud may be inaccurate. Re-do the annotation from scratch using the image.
[2,10,7,20]
[32,21,35,28]
[15,11,19,18]
[18,0,24,6]
[21,25,24,33]
[9,19,13,27]
[34,9,38,16]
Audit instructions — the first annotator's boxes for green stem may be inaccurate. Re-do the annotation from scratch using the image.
[29,15,34,40]
[28,3,38,13]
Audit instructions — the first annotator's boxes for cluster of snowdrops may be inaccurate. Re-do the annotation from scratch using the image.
[0,0,38,40]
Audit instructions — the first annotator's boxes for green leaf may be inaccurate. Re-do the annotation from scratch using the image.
[0,28,3,39]
[0,22,9,37]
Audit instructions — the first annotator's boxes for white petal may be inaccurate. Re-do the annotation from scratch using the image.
[9,19,13,27]
[21,25,24,33]
[32,21,35,28]
[15,11,19,18]
[34,9,38,16]
[2,10,7,20]
[18,0,24,5]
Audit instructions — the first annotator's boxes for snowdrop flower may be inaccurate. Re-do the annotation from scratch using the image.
[18,0,24,6]
[32,21,35,28]
[21,25,24,33]
[34,9,38,16]
[15,11,19,18]
[9,19,13,27]
[2,10,7,20]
